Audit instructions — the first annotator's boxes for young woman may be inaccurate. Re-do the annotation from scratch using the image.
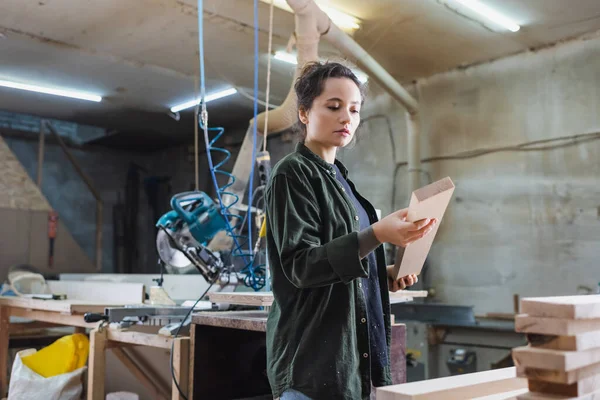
[265,61,437,400]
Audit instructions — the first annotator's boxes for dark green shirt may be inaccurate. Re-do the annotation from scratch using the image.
[265,143,393,400]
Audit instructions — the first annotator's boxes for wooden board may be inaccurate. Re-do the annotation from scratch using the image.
[208,292,274,307]
[528,375,600,397]
[521,296,600,320]
[389,290,428,299]
[518,363,600,385]
[512,347,600,371]
[517,389,600,399]
[47,280,145,304]
[473,389,529,400]
[376,367,526,400]
[393,177,455,279]
[527,332,600,352]
[0,296,134,314]
[516,315,600,336]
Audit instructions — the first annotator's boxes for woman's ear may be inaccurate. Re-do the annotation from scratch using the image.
[299,107,309,125]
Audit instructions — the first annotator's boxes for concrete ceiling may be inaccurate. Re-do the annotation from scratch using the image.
[0,0,599,148]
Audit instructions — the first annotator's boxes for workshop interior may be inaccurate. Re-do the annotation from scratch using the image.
[1,0,600,399]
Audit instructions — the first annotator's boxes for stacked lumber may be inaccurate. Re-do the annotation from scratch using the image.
[512,295,600,399]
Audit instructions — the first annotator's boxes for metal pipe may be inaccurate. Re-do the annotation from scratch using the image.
[44,121,103,272]
[407,112,421,195]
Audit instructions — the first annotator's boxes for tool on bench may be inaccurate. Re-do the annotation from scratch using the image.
[48,211,59,268]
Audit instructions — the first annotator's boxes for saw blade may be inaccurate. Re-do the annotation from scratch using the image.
[156,228,193,269]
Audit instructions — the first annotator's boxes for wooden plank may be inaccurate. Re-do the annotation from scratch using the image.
[528,375,600,397]
[389,290,428,299]
[8,307,97,328]
[527,332,600,351]
[0,306,9,397]
[512,347,600,371]
[0,296,134,314]
[172,337,190,400]
[106,329,173,349]
[189,324,196,400]
[8,321,63,333]
[208,292,274,307]
[521,296,600,320]
[473,389,529,400]
[517,389,600,399]
[516,315,600,336]
[517,363,600,385]
[111,348,170,400]
[392,177,455,279]
[376,367,527,400]
[47,281,145,304]
[87,328,107,400]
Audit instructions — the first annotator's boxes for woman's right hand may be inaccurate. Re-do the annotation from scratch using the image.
[372,208,437,248]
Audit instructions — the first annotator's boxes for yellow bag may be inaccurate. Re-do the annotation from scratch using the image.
[21,333,89,378]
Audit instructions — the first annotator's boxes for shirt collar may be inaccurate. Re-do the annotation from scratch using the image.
[295,142,349,179]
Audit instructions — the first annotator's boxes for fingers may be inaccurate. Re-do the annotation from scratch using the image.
[389,274,419,292]
[401,219,437,246]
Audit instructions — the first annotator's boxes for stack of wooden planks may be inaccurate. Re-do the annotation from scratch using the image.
[512,295,600,399]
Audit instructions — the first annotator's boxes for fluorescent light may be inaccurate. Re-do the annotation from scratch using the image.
[0,79,102,102]
[273,51,369,82]
[274,51,298,65]
[170,88,238,113]
[260,0,361,31]
[446,0,520,32]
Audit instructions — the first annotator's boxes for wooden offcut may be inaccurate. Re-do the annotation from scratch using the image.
[527,332,600,352]
[521,296,600,320]
[516,315,600,336]
[517,363,600,385]
[517,389,600,399]
[393,177,455,279]
[376,366,526,400]
[208,291,274,307]
[528,375,600,397]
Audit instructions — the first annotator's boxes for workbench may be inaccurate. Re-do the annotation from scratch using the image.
[189,310,408,400]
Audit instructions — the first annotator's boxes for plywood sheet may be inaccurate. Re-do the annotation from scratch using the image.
[517,363,600,385]
[512,347,600,371]
[376,367,526,400]
[393,177,455,279]
[527,332,600,352]
[516,315,600,335]
[522,296,600,320]
[47,281,144,304]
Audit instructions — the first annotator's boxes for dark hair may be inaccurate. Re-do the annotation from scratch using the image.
[294,61,366,141]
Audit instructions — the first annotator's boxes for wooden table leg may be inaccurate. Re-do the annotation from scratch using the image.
[0,306,10,396]
[172,337,190,400]
[87,328,107,400]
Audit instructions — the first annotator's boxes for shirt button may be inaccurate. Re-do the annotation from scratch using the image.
[358,282,362,288]
[363,353,369,358]
[354,216,359,221]
[361,318,366,323]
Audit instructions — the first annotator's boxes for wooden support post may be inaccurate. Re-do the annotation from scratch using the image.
[172,337,190,400]
[0,306,9,397]
[87,328,107,400]
[111,348,170,400]
[37,121,45,187]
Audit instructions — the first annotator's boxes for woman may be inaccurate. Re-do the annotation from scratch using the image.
[265,61,437,400]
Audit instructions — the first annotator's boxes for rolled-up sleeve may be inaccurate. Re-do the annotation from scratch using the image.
[266,174,368,288]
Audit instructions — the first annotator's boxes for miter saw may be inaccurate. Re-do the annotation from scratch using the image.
[156,191,227,281]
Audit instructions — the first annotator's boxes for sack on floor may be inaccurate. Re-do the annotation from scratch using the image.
[8,349,86,400]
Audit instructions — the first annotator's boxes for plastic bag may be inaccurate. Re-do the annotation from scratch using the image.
[8,349,86,400]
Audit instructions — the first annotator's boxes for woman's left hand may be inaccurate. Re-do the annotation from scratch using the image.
[386,265,418,292]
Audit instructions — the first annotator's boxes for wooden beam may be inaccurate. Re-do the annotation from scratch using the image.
[208,292,274,307]
[106,330,173,349]
[517,362,600,385]
[172,337,190,400]
[87,328,107,400]
[516,315,600,336]
[8,321,63,334]
[376,367,526,400]
[0,306,9,397]
[512,346,600,371]
[521,295,600,320]
[111,348,170,400]
[8,307,97,328]
[527,332,600,352]
[0,296,125,314]
[528,375,600,398]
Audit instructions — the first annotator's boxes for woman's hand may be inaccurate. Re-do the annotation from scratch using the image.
[372,208,437,248]
[386,266,418,292]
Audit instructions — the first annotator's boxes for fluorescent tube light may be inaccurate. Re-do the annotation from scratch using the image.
[170,88,238,113]
[0,79,102,102]
[444,0,520,32]
[260,0,361,31]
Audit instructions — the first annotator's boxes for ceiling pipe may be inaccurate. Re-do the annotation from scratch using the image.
[252,0,422,195]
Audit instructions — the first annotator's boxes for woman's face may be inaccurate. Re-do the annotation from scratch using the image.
[299,77,362,149]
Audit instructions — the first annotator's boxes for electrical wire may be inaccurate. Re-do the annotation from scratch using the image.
[170,277,217,400]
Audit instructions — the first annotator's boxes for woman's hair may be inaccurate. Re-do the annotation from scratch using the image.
[294,61,366,141]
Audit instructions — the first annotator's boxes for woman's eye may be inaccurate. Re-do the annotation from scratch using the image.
[328,106,339,111]
[351,110,360,114]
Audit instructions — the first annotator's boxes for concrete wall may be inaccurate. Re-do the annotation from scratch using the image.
[341,33,600,314]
